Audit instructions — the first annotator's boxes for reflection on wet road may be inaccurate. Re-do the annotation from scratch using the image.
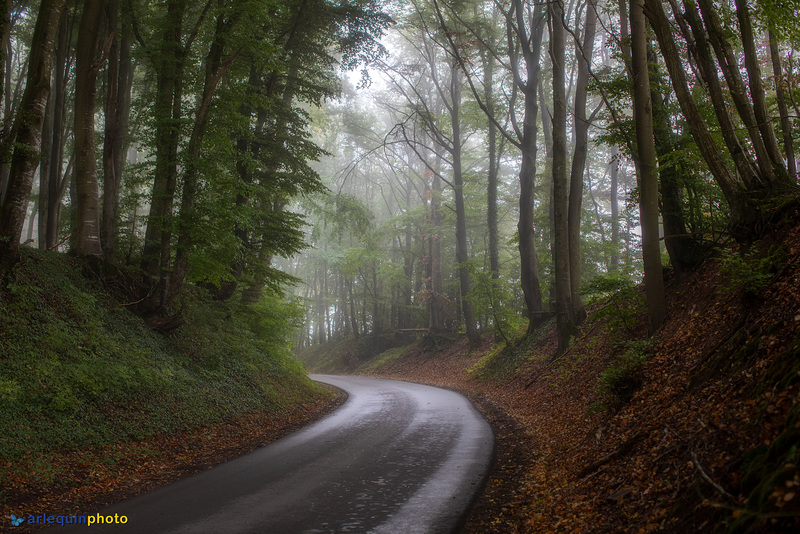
[54,375,493,533]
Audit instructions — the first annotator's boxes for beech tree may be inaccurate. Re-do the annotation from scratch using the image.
[630,0,666,332]
[73,0,104,257]
[0,0,67,277]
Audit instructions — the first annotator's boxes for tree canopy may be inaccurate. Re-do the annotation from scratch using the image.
[0,0,797,345]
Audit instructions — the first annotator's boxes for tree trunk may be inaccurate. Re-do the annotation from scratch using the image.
[734,0,791,189]
[340,273,350,337]
[549,0,576,352]
[101,0,120,260]
[631,0,666,333]
[73,0,105,257]
[169,12,237,304]
[609,146,620,271]
[516,0,546,334]
[0,0,12,204]
[649,44,703,275]
[0,0,10,116]
[484,8,500,280]
[695,0,777,189]
[141,0,186,278]
[567,0,597,323]
[0,47,30,206]
[39,85,53,249]
[428,162,444,330]
[680,0,760,190]
[644,0,747,227]
[0,0,66,276]
[349,277,359,340]
[402,175,414,329]
[769,31,797,181]
[47,11,69,249]
[450,64,480,344]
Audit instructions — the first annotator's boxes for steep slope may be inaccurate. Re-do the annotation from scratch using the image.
[299,214,800,532]
[0,249,340,533]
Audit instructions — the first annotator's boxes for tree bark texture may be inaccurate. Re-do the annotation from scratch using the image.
[567,0,597,322]
[631,0,667,333]
[610,146,620,271]
[649,45,703,274]
[644,0,745,223]
[0,0,66,276]
[102,0,120,260]
[680,0,760,191]
[769,32,797,181]
[734,0,791,188]
[695,0,780,189]
[74,0,105,257]
[142,0,187,279]
[46,11,69,250]
[549,0,576,351]
[513,0,546,333]
[450,64,479,344]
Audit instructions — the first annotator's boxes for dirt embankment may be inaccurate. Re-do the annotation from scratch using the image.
[300,218,800,533]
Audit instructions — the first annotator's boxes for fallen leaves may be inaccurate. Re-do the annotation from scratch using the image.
[361,219,800,532]
[0,390,345,534]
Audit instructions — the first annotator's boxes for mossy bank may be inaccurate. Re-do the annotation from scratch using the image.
[0,248,329,522]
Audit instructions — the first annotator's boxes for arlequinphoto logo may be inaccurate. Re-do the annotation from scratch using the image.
[9,512,129,527]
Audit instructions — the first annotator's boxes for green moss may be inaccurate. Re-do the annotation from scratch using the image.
[0,249,321,499]
[357,345,412,373]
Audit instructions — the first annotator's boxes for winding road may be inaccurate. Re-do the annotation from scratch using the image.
[53,375,494,533]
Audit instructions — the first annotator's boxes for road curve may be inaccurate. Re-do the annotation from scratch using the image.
[51,375,493,533]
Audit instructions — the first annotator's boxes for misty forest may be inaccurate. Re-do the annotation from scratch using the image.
[1,0,800,531]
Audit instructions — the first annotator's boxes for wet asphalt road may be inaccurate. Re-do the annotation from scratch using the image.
[50,375,494,533]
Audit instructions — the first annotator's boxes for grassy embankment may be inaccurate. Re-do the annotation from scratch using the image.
[0,248,332,526]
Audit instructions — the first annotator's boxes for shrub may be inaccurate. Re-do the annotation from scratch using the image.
[597,339,653,408]
[719,245,786,300]
[581,272,645,336]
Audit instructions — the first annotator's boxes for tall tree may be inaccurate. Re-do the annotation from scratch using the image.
[0,0,67,276]
[45,10,71,250]
[73,0,105,257]
[645,0,797,237]
[769,31,797,182]
[101,0,132,261]
[433,0,547,334]
[549,0,576,351]
[567,0,598,322]
[448,60,480,344]
[630,0,666,332]
[139,0,208,286]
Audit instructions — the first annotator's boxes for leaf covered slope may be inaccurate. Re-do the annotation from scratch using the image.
[300,214,800,533]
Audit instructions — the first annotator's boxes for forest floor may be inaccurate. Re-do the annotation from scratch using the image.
[300,210,800,533]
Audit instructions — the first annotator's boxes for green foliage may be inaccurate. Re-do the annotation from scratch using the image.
[309,193,374,243]
[719,245,786,299]
[581,272,645,336]
[596,339,653,409]
[467,267,526,345]
[755,0,800,42]
[0,250,320,498]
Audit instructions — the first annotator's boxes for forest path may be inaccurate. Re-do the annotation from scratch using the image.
[52,375,493,533]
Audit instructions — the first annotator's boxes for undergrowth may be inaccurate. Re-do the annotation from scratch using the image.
[0,248,323,501]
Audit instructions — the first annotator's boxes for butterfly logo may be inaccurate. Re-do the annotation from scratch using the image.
[10,514,25,527]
